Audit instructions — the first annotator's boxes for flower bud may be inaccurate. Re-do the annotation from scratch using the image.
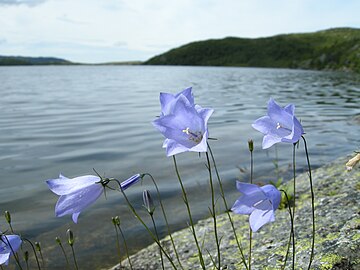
[35,242,41,252]
[4,211,11,224]
[55,236,62,245]
[24,251,29,262]
[66,229,74,246]
[120,174,141,190]
[142,190,155,215]
[248,139,254,152]
[114,216,120,226]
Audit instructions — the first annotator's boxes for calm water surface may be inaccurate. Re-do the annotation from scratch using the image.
[0,66,359,269]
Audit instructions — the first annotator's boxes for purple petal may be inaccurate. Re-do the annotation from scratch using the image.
[267,99,293,128]
[252,116,274,134]
[231,198,253,214]
[249,209,275,232]
[46,175,100,196]
[262,134,282,149]
[261,184,281,211]
[0,235,22,265]
[234,181,269,209]
[72,212,80,223]
[164,139,191,156]
[55,184,103,221]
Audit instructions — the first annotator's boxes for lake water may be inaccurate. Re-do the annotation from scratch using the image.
[0,65,359,269]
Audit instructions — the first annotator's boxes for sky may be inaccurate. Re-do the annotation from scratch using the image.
[0,0,359,63]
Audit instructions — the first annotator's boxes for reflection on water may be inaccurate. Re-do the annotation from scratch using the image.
[0,66,359,269]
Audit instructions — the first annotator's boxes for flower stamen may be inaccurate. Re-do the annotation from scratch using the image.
[182,127,203,143]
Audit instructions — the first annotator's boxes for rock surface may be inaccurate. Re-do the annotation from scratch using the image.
[109,155,360,270]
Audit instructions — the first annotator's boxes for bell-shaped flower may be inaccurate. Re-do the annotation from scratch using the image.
[0,234,22,265]
[46,174,104,223]
[252,98,304,149]
[153,88,214,156]
[231,181,281,232]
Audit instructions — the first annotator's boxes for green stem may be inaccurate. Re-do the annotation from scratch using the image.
[292,143,296,267]
[143,173,184,269]
[172,156,206,270]
[119,185,178,269]
[301,136,315,269]
[280,190,295,270]
[150,214,164,270]
[57,241,70,269]
[23,239,41,270]
[249,149,253,270]
[113,223,122,268]
[205,152,221,269]
[117,224,133,270]
[70,245,79,270]
[207,143,248,270]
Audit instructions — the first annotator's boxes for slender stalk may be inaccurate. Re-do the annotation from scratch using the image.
[70,245,79,270]
[113,221,122,268]
[248,148,253,270]
[150,214,164,270]
[55,238,70,269]
[143,173,184,269]
[23,239,41,270]
[207,143,248,270]
[301,136,315,269]
[117,224,133,270]
[292,143,296,267]
[280,190,295,270]
[205,152,221,269]
[118,185,178,269]
[172,155,206,269]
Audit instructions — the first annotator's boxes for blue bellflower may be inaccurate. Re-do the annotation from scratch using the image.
[153,87,214,156]
[231,182,281,232]
[252,98,304,149]
[47,174,104,223]
[0,234,22,265]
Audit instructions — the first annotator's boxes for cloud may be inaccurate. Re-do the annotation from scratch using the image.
[57,14,89,25]
[0,38,7,44]
[0,0,46,7]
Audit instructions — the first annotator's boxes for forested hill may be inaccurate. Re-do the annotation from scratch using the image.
[0,55,72,65]
[144,28,360,72]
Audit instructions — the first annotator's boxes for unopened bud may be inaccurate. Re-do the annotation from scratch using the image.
[35,242,41,252]
[142,190,155,215]
[66,229,74,246]
[248,139,254,152]
[24,251,29,262]
[4,211,11,224]
[114,216,120,226]
[55,236,62,245]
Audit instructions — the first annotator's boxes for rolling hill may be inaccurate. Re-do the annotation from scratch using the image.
[144,28,360,72]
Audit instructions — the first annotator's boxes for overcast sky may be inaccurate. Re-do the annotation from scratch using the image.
[0,0,359,63]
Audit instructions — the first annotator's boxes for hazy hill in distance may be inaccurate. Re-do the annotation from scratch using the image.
[0,55,72,65]
[144,27,360,73]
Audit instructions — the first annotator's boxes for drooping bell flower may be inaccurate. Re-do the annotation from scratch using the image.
[0,234,22,265]
[46,174,104,223]
[252,98,304,149]
[231,181,281,232]
[153,88,213,156]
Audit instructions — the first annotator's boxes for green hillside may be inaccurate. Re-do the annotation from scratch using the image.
[144,28,360,72]
[0,56,72,66]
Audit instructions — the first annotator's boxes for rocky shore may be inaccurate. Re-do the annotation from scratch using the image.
[109,155,360,269]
